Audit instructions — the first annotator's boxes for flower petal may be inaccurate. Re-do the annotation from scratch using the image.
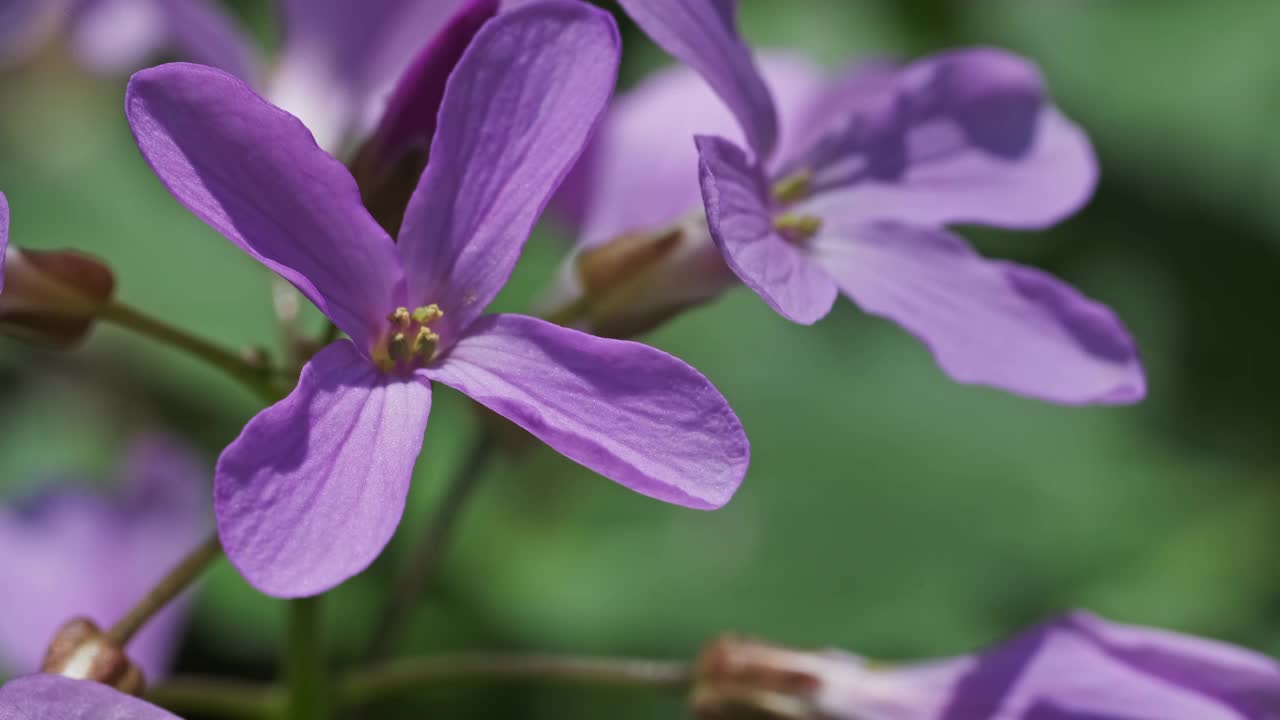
[0,191,8,293]
[565,53,829,248]
[352,0,499,235]
[617,0,777,159]
[697,134,837,325]
[361,0,499,174]
[425,314,749,510]
[0,436,207,679]
[272,0,465,151]
[215,341,430,597]
[810,221,1145,405]
[397,0,618,338]
[788,47,1096,231]
[948,612,1280,718]
[126,63,403,350]
[70,0,258,81]
[0,675,178,719]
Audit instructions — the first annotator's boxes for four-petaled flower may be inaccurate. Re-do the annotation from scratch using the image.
[125,0,749,598]
[562,0,1146,405]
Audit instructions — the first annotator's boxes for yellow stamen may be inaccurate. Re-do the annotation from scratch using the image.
[387,332,410,361]
[412,304,443,324]
[774,214,822,241]
[411,326,439,359]
[771,171,812,204]
[387,307,411,328]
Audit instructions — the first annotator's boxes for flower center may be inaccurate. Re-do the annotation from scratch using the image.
[373,304,444,374]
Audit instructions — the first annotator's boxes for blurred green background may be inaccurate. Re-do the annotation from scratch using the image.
[3,0,1279,716]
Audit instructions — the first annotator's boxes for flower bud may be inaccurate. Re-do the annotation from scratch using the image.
[1,246,115,348]
[692,636,829,719]
[351,0,498,235]
[40,617,145,696]
[543,214,737,339]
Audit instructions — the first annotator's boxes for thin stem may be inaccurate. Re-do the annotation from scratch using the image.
[106,534,222,647]
[100,300,280,401]
[146,677,282,720]
[340,654,693,707]
[151,654,691,717]
[285,596,329,720]
[366,432,497,659]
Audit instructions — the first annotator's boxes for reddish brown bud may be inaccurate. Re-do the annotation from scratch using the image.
[1,246,115,348]
[692,636,827,719]
[40,617,144,696]
[544,215,736,339]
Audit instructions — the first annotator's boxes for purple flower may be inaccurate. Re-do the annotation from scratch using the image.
[266,0,493,153]
[0,0,255,79]
[1,0,491,156]
[0,436,208,681]
[566,0,1145,405]
[125,0,749,599]
[695,612,1280,719]
[0,674,178,719]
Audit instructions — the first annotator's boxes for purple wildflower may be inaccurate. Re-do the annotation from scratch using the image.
[564,0,1145,405]
[0,0,491,157]
[0,0,255,78]
[266,0,493,153]
[125,0,749,598]
[0,436,208,681]
[0,674,178,719]
[695,612,1280,719]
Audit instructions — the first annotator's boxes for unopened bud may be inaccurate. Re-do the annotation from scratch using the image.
[40,617,144,696]
[543,214,737,339]
[693,635,956,720]
[693,636,825,719]
[1,247,115,348]
[352,0,498,235]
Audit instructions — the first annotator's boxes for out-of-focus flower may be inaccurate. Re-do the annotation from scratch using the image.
[556,0,1145,406]
[0,0,495,159]
[125,0,749,599]
[693,612,1280,719]
[1,193,117,348]
[0,436,208,682]
[0,674,179,719]
[0,0,255,79]
[266,0,491,155]
[349,0,500,234]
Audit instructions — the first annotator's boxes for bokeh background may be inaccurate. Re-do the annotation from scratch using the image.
[3,0,1279,716]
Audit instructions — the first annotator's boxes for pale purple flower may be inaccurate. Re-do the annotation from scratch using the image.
[697,612,1280,719]
[565,0,1145,406]
[125,0,749,599]
[0,0,492,156]
[266,0,493,153]
[0,0,254,78]
[0,436,208,681]
[0,674,178,719]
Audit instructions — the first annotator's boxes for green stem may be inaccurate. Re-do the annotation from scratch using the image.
[106,534,222,647]
[150,654,691,717]
[285,596,329,720]
[100,300,281,402]
[146,677,282,720]
[340,655,692,707]
[366,432,497,659]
